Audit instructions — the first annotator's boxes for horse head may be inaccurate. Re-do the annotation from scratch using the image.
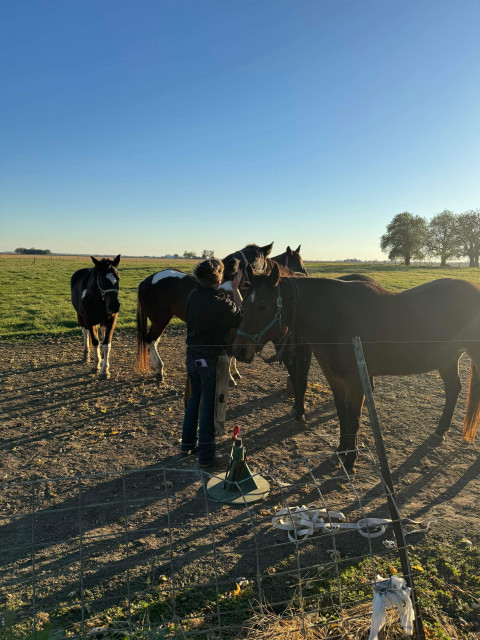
[233,262,285,363]
[90,254,121,314]
[222,243,274,283]
[286,245,308,275]
[271,244,308,276]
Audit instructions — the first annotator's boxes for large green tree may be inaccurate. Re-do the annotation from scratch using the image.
[380,212,428,265]
[427,209,458,266]
[455,209,480,267]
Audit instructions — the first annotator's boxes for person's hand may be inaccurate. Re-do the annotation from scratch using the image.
[232,269,243,289]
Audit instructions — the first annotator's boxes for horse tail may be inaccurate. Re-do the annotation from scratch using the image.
[463,360,480,442]
[136,296,149,373]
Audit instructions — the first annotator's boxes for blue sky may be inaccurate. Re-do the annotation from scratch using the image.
[1,0,479,260]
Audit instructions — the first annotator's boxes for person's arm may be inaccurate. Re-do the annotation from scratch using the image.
[231,269,243,307]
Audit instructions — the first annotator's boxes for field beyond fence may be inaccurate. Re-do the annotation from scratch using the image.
[2,253,480,339]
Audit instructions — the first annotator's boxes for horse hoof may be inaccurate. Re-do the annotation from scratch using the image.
[90,367,100,374]
[156,373,164,383]
[294,418,306,428]
[233,372,242,380]
[99,372,110,380]
[229,379,237,387]
[433,430,446,443]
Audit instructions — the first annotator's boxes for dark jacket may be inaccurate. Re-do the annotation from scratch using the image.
[186,284,242,358]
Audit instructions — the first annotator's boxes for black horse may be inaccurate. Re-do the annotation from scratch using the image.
[136,243,307,380]
[234,264,480,470]
[71,255,121,379]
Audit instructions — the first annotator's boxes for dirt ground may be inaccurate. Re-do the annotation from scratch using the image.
[1,328,479,635]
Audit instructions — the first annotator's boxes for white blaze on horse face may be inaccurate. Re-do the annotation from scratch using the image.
[82,289,88,299]
[249,290,256,303]
[106,273,118,287]
[151,270,186,285]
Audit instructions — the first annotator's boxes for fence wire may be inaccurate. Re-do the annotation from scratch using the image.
[0,449,422,639]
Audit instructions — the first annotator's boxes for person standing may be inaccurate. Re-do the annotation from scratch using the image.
[181,258,243,468]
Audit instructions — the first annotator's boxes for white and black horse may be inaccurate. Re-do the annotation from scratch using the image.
[71,255,121,379]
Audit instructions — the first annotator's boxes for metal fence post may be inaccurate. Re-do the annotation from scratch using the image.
[352,337,426,640]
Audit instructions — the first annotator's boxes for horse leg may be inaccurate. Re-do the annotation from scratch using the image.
[339,376,364,471]
[230,357,242,380]
[318,360,363,471]
[147,320,169,381]
[89,326,101,373]
[290,344,312,424]
[434,357,462,440]
[99,316,117,380]
[81,327,91,363]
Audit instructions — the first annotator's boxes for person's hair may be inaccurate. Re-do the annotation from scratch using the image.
[194,258,224,288]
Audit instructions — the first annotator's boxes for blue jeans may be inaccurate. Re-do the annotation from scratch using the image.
[181,354,217,465]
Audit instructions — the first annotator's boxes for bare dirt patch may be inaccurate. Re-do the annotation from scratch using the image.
[1,329,479,636]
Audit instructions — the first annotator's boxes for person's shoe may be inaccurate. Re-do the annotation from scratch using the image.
[179,446,198,458]
[198,454,231,469]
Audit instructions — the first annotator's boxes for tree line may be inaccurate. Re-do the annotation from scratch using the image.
[15,247,51,255]
[381,209,480,266]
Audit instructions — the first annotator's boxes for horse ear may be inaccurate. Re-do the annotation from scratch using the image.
[295,245,301,253]
[261,242,274,256]
[286,246,293,255]
[112,254,121,267]
[91,256,100,266]
[268,262,281,287]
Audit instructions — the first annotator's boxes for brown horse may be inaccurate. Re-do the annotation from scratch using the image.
[71,255,121,379]
[234,264,480,470]
[136,244,307,380]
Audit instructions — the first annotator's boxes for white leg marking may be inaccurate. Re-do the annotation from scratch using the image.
[82,328,91,363]
[92,344,101,372]
[100,343,111,378]
[148,339,164,373]
[230,356,242,379]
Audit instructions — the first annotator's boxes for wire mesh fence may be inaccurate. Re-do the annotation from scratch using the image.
[0,448,422,639]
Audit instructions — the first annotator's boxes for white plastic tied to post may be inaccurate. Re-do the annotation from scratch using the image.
[368,574,415,640]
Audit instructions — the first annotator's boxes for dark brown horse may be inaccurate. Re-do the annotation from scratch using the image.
[234,264,480,470]
[137,243,308,380]
[71,255,121,379]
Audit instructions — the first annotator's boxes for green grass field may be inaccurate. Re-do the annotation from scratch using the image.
[2,253,480,339]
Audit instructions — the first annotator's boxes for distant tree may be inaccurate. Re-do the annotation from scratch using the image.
[455,209,480,267]
[380,212,428,265]
[14,247,51,255]
[426,210,458,266]
[183,251,197,259]
[202,249,214,259]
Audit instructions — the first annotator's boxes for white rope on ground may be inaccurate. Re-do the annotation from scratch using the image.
[271,505,434,543]
[271,506,390,542]
[368,574,415,640]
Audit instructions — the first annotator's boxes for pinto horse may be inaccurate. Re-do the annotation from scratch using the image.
[71,255,121,379]
[234,264,480,470]
[136,243,307,380]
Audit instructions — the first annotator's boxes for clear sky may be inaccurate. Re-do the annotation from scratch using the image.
[1,0,479,260]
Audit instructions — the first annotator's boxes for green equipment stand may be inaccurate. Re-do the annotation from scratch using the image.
[206,435,270,505]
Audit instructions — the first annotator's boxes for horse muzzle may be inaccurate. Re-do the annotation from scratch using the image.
[105,295,120,314]
[233,341,256,363]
